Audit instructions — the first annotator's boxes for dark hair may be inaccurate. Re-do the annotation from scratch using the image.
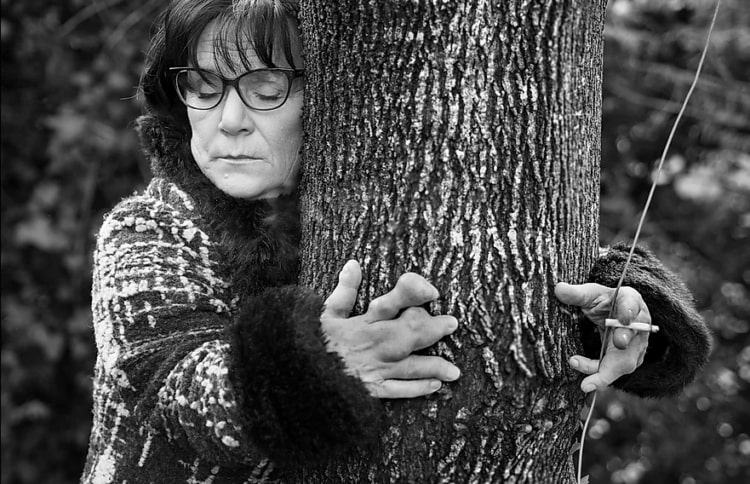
[140,0,301,130]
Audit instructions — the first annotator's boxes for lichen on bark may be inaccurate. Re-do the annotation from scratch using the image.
[298,1,605,481]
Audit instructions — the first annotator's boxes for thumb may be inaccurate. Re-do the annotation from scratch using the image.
[322,260,362,318]
[554,282,608,309]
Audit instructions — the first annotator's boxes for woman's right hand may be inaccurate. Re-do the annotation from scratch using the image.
[321,260,461,399]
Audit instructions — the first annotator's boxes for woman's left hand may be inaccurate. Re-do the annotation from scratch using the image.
[554,282,651,393]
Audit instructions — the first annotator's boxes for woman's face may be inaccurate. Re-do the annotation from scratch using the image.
[187,22,303,200]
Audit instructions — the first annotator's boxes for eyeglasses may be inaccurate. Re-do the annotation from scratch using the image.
[169,67,304,111]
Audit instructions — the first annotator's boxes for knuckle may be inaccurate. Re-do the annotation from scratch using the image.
[367,381,385,398]
[402,306,427,319]
[397,272,421,287]
[638,307,652,323]
[402,309,428,333]
[369,323,392,345]
[403,357,416,379]
[597,373,613,387]
[367,297,386,316]
[372,326,409,359]
[619,286,642,303]
[397,273,434,299]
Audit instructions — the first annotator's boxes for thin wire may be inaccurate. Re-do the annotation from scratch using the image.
[577,391,597,483]
[606,0,722,319]
[576,2,721,482]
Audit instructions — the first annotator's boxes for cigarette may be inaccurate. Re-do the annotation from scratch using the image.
[605,318,659,333]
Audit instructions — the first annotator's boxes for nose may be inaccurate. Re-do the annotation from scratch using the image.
[218,86,255,135]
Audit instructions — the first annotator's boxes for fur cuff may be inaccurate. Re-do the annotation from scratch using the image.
[228,285,382,465]
[585,243,712,397]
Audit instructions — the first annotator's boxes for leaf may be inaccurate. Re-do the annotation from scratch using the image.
[14,216,68,251]
[570,441,581,455]
[674,165,723,202]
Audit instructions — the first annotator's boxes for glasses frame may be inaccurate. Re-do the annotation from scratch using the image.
[169,67,305,111]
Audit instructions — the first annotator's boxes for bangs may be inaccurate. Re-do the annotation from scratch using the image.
[141,0,300,124]
[184,1,300,72]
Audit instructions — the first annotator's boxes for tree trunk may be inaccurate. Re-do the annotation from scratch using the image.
[298,1,604,482]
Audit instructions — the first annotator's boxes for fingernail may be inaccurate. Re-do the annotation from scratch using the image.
[569,358,579,369]
[582,384,596,393]
[430,380,442,391]
[448,366,461,380]
[448,317,459,331]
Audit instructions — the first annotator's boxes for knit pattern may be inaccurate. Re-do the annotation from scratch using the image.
[81,178,380,483]
[81,116,711,482]
[82,179,278,483]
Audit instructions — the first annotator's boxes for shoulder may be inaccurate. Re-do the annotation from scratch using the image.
[93,178,230,308]
[97,178,214,263]
[98,178,208,247]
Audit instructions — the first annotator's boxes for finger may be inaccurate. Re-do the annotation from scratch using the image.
[615,286,641,324]
[379,312,458,358]
[322,260,362,319]
[383,355,461,382]
[612,327,635,350]
[580,373,613,394]
[568,355,600,376]
[365,273,439,322]
[554,282,610,309]
[580,353,639,393]
[611,287,651,348]
[633,331,650,365]
[367,379,443,399]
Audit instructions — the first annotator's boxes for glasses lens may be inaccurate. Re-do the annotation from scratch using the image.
[239,70,290,110]
[176,70,223,109]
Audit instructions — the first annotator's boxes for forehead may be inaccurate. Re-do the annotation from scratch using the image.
[192,20,303,73]
[194,22,262,72]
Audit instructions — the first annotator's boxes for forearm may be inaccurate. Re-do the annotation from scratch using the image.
[227,285,382,466]
[96,194,381,468]
[123,287,382,469]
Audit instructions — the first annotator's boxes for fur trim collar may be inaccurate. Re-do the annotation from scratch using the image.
[135,115,299,296]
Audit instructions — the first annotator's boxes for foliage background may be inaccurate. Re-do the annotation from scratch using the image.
[1,0,748,483]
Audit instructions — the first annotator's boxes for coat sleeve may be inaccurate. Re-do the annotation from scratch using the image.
[92,192,381,470]
[582,243,712,398]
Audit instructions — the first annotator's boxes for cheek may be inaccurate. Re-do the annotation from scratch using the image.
[285,118,303,146]
[187,112,214,162]
[280,95,303,144]
[282,119,303,167]
[267,110,302,159]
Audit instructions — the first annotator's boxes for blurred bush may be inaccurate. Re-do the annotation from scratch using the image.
[590,1,750,483]
[0,0,747,483]
[1,1,154,483]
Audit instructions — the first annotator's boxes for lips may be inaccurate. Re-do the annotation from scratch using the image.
[219,155,262,160]
[215,155,264,164]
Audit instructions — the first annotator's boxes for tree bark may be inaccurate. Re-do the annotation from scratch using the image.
[298,1,604,482]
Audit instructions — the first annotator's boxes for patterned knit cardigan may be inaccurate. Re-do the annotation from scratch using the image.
[81,116,711,483]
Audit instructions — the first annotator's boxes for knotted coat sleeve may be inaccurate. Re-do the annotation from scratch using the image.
[583,243,712,398]
[90,183,380,474]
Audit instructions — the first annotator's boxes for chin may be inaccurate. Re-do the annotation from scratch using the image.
[217,181,290,201]
[213,179,261,200]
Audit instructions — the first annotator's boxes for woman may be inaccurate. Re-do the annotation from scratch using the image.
[81,0,711,482]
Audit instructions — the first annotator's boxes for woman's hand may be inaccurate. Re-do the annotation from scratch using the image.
[555,282,651,393]
[322,260,461,399]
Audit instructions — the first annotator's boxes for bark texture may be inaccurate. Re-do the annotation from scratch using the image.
[298,1,604,482]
